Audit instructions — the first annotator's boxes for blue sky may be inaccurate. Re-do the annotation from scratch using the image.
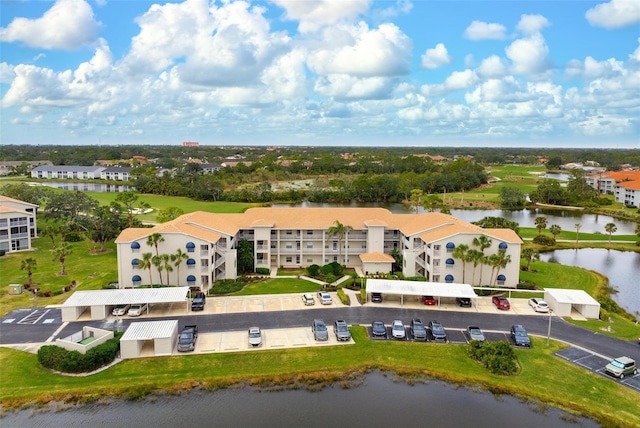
[1,0,639,147]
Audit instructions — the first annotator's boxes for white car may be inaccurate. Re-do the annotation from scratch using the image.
[112,304,130,316]
[248,326,262,347]
[317,291,333,305]
[391,319,406,339]
[127,303,148,317]
[528,298,550,313]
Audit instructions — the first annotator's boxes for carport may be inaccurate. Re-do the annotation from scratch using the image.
[60,287,190,321]
[120,320,179,359]
[366,278,477,307]
[544,288,601,319]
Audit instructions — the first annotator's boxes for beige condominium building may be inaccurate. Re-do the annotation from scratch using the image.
[115,207,522,290]
[0,195,38,253]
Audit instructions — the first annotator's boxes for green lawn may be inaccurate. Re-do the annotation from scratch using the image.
[519,227,638,242]
[233,278,320,295]
[1,330,638,427]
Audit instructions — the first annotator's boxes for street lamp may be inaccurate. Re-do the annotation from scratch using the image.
[547,308,553,345]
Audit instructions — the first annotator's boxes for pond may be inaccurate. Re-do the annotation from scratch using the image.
[29,182,134,192]
[272,202,638,235]
[539,249,640,316]
[0,371,598,427]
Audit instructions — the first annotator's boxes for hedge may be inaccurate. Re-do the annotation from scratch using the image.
[38,331,123,373]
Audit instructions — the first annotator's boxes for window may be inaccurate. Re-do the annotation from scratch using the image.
[497,274,506,285]
[307,258,313,263]
[286,257,293,263]
[446,242,455,253]
[306,243,313,249]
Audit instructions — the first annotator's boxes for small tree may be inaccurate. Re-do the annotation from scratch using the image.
[20,257,37,286]
[140,252,154,285]
[534,216,548,236]
[549,224,562,240]
[605,222,617,243]
[51,241,72,276]
[521,248,539,271]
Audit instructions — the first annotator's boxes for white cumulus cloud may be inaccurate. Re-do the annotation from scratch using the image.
[516,14,550,35]
[420,43,452,69]
[505,33,552,76]
[271,0,371,33]
[463,21,507,40]
[586,0,640,29]
[0,0,101,50]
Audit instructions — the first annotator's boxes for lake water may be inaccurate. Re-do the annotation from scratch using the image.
[31,182,134,192]
[540,249,640,315]
[272,202,638,235]
[1,371,598,428]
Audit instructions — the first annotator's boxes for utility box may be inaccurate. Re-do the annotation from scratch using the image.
[8,284,23,295]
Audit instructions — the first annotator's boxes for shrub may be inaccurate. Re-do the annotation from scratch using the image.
[327,261,343,276]
[517,280,537,290]
[532,235,556,246]
[255,267,270,275]
[37,332,123,373]
[306,264,320,278]
[336,288,350,305]
[65,231,83,242]
[467,340,518,375]
[0,249,5,256]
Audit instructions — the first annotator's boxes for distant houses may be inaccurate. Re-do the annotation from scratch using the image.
[31,165,134,181]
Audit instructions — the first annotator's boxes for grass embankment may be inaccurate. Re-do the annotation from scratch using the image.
[1,329,638,427]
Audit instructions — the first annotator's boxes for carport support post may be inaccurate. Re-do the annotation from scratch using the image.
[547,309,553,345]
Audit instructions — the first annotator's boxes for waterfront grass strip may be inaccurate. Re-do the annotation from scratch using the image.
[1,329,638,427]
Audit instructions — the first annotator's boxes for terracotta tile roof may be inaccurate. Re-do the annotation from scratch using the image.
[603,171,640,181]
[360,252,395,262]
[115,208,522,244]
[0,195,38,207]
[616,179,640,191]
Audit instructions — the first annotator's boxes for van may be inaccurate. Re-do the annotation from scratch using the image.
[302,293,315,306]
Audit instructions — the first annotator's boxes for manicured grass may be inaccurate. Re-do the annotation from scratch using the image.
[1,330,638,427]
[519,227,637,242]
[233,278,321,295]
[565,313,640,341]
[84,192,256,223]
[520,260,602,295]
[0,236,118,316]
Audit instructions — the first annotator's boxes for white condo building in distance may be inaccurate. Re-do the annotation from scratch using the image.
[115,207,522,290]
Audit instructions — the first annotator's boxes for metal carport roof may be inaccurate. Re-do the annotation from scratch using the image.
[121,320,179,341]
[543,288,599,305]
[62,287,190,307]
[366,279,477,298]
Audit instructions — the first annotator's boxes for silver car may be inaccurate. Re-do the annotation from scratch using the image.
[391,319,406,340]
[248,326,262,347]
[467,325,485,342]
[312,319,329,341]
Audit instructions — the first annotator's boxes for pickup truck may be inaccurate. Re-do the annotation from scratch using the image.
[191,292,206,311]
[177,325,198,352]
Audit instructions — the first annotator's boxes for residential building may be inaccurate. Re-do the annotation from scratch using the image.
[100,166,134,181]
[0,195,38,253]
[0,160,52,176]
[31,165,105,180]
[585,171,640,195]
[115,208,522,290]
[615,180,640,208]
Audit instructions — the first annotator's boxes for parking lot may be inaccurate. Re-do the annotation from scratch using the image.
[554,347,640,392]
[366,324,514,345]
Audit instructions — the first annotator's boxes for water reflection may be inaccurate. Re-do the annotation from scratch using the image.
[0,372,598,428]
[540,249,640,315]
[32,182,134,192]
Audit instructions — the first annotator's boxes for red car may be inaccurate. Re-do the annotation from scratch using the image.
[422,295,436,305]
[492,296,511,310]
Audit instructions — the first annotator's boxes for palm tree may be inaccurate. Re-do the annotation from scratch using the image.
[171,248,188,286]
[575,223,581,244]
[409,188,423,213]
[472,235,492,285]
[549,224,562,241]
[452,244,470,284]
[41,224,58,248]
[152,255,164,286]
[50,241,72,276]
[161,254,173,285]
[467,249,483,285]
[605,222,617,243]
[534,216,548,236]
[327,220,353,265]
[20,258,37,287]
[492,249,511,285]
[140,252,154,286]
[521,247,539,271]
[146,232,165,257]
